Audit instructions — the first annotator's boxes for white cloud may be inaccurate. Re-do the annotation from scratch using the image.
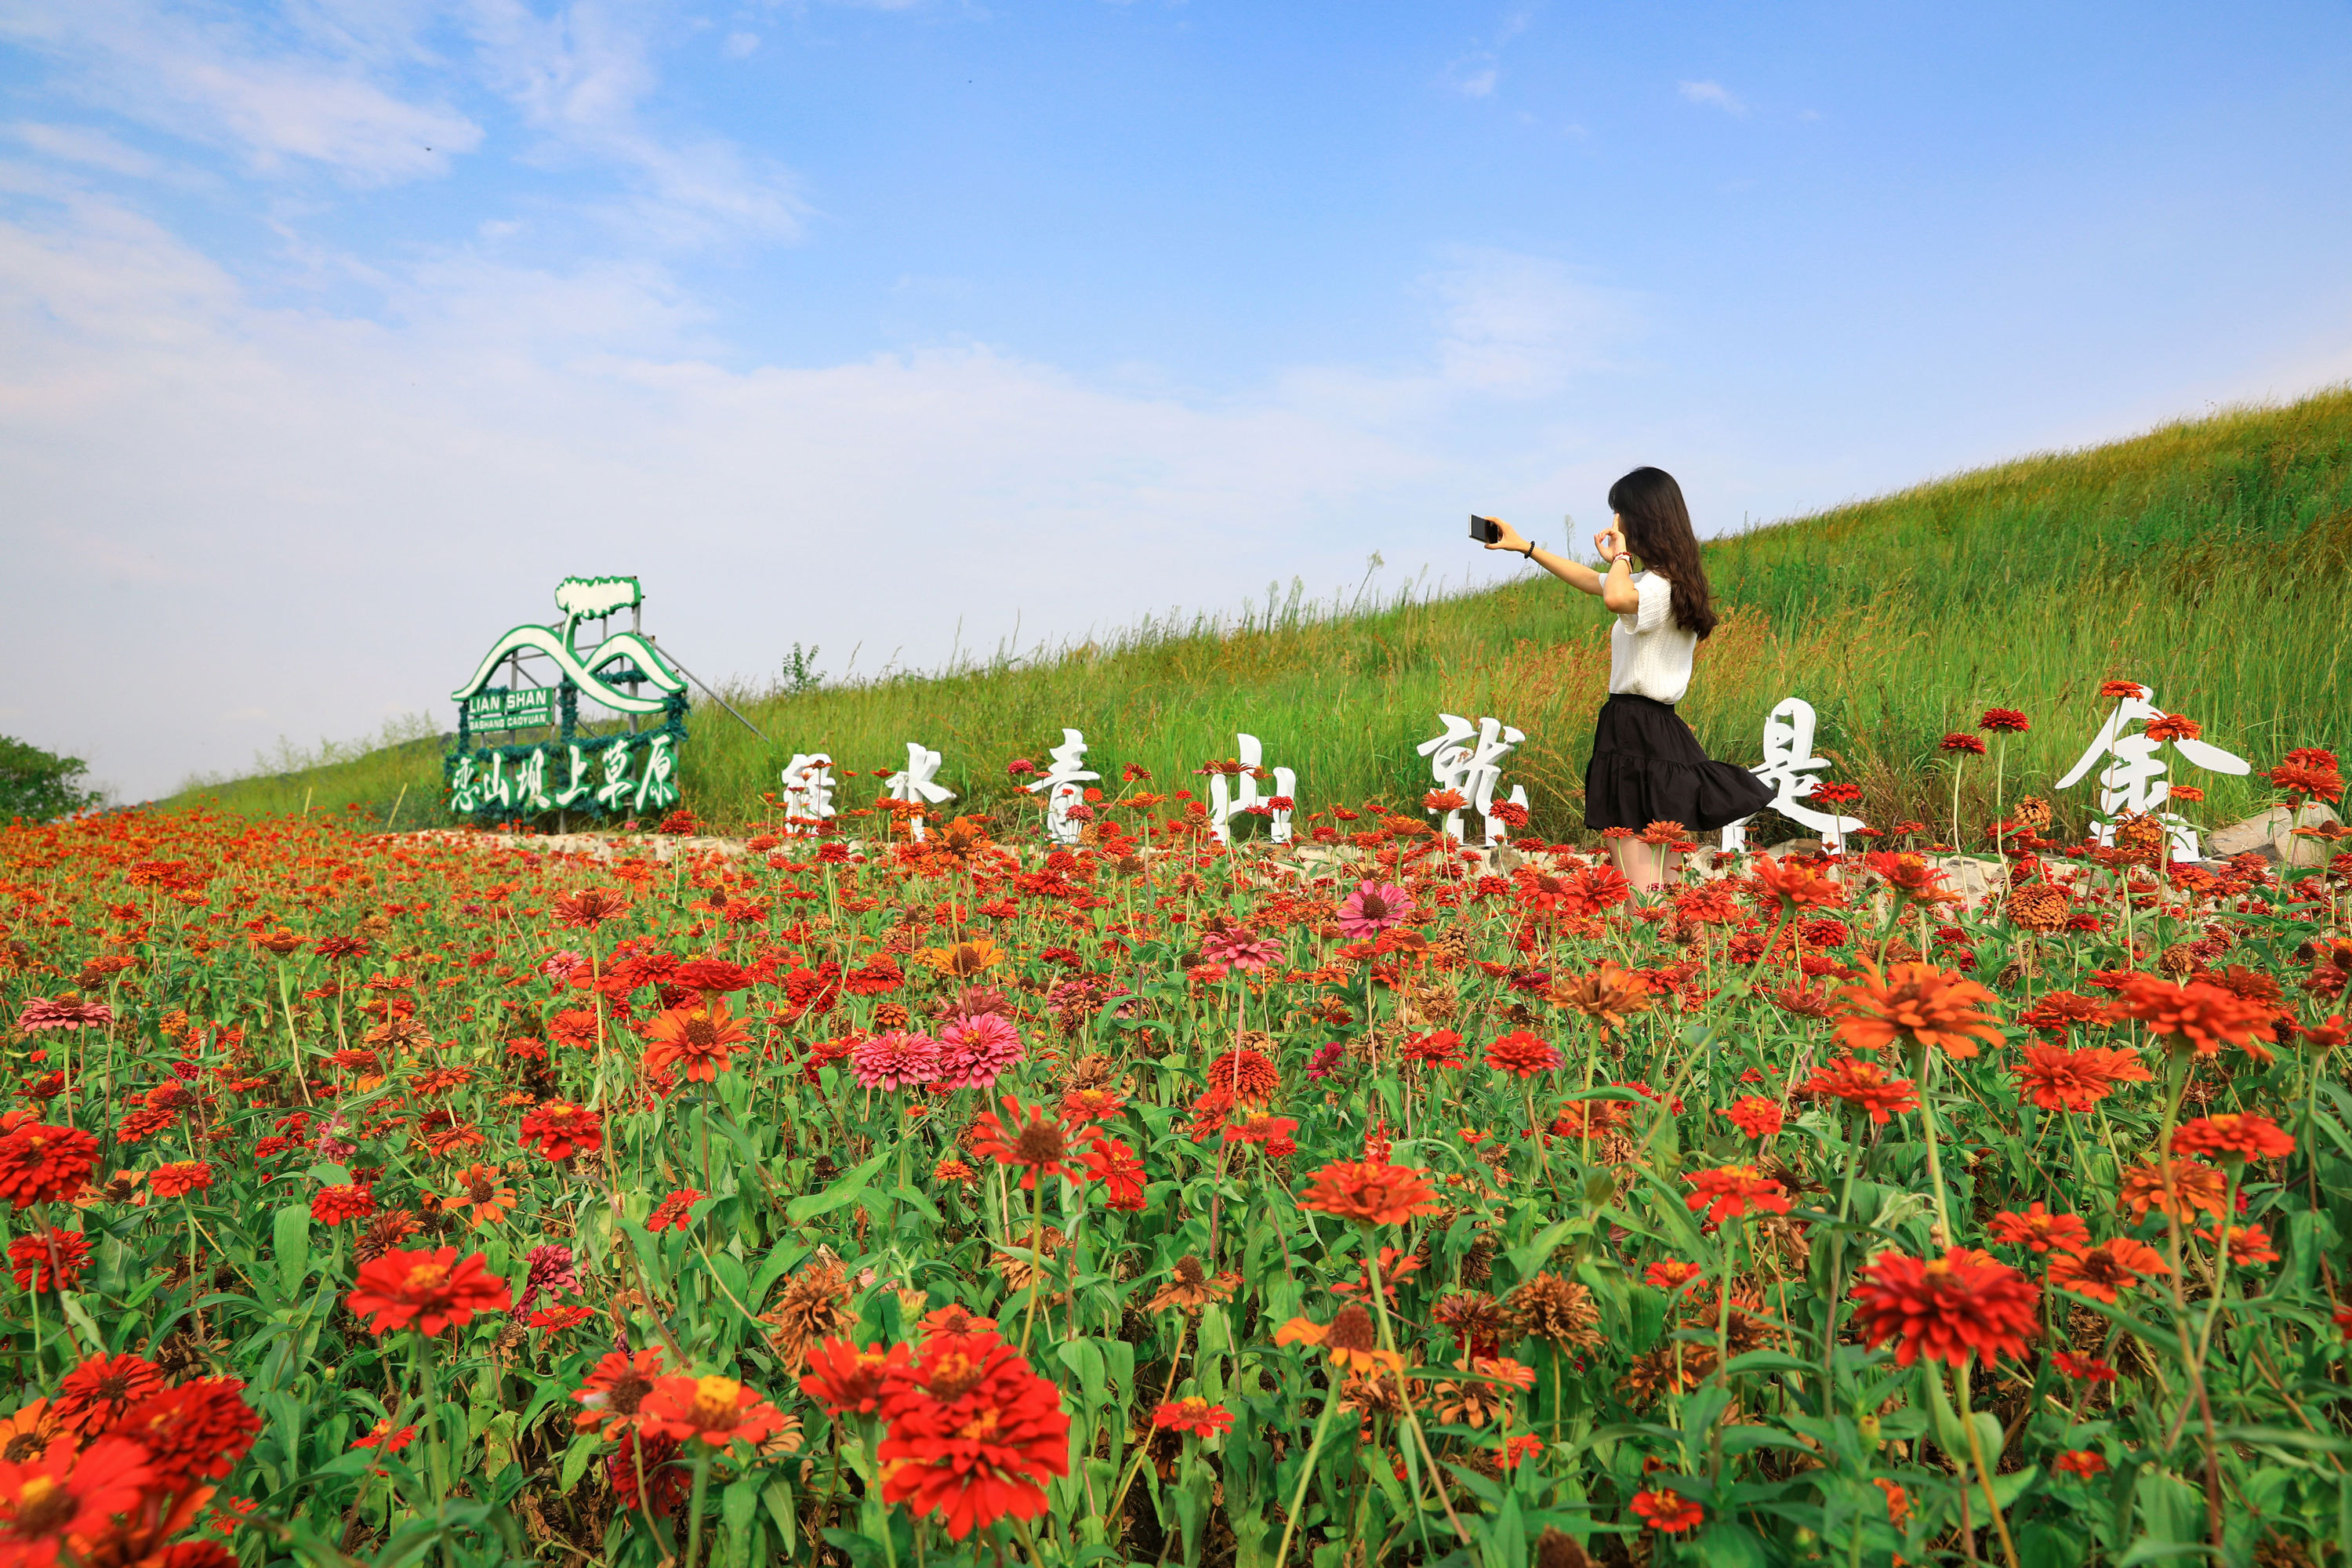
[721,30,757,58]
[0,197,1611,797]
[0,0,483,183]
[7,122,162,176]
[461,0,805,243]
[1431,248,1639,395]
[1678,79,1744,114]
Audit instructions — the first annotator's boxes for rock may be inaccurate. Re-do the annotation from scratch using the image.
[2204,804,2342,869]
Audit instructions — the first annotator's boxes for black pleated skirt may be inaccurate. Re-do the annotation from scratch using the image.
[1584,694,1776,833]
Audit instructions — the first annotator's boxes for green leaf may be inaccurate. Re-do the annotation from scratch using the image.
[274,1204,311,1298]
[1504,1218,1577,1285]
[786,1152,889,1225]
[721,1475,762,1568]
[558,1434,601,1494]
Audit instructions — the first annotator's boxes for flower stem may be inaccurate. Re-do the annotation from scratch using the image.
[684,1444,713,1568]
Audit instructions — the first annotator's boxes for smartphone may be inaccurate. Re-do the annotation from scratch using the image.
[1469,514,1502,544]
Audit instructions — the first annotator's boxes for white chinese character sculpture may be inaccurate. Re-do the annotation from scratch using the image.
[886,741,956,840]
[1722,698,1865,854]
[2056,684,2249,861]
[1025,728,1100,846]
[1415,713,1530,844]
[1209,733,1298,846]
[779,752,839,836]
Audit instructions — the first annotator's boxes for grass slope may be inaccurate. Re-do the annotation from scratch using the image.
[165,388,2352,840]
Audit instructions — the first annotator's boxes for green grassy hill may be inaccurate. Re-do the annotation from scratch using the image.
[165,388,2352,842]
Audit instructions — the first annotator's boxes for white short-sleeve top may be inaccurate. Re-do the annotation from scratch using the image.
[1609,572,1697,705]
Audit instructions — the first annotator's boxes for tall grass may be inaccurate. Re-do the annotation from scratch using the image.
[165,388,2352,841]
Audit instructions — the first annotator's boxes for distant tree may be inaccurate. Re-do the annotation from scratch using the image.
[0,736,103,822]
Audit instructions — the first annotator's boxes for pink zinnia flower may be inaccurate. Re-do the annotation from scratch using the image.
[851,1031,941,1091]
[14,997,114,1033]
[934,1014,1025,1091]
[1338,881,1414,939]
[539,951,587,981]
[1305,1043,1347,1080]
[1200,927,1283,972]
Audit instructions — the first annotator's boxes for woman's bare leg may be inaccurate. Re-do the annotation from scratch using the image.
[1607,839,1684,895]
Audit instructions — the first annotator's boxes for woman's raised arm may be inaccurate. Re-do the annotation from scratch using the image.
[1481,517,1606,596]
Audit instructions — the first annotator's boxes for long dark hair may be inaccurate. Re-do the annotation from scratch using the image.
[1606,466,1718,639]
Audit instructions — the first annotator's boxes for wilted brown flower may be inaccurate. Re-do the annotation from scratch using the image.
[2008,883,2071,935]
[763,1252,856,1374]
[1617,1341,1716,1405]
[1145,1254,1239,1314]
[1505,1273,1602,1350]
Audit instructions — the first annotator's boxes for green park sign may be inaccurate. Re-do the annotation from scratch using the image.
[444,576,689,822]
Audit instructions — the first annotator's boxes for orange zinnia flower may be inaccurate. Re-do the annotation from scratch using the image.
[1798,1057,1920,1124]
[0,1436,152,1566]
[2012,1042,2152,1112]
[1274,1305,1403,1374]
[637,1375,786,1448]
[799,1338,909,1417]
[2170,1112,2294,1164]
[2103,973,2276,1058]
[1851,1247,2039,1367]
[1298,1160,1440,1227]
[549,887,630,930]
[441,1164,517,1228]
[2195,1224,2279,1266]
[1682,1165,1791,1226]
[2047,1238,2168,1304]
[1552,962,1653,1033]
[1833,962,2004,1059]
[2118,1160,2228,1221]
[1987,1203,2089,1255]
[572,1348,667,1436]
[641,999,752,1083]
[1751,857,1846,913]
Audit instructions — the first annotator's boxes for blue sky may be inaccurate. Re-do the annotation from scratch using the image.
[5,0,2351,800]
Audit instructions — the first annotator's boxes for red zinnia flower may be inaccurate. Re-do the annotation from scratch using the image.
[2055,1450,2107,1478]
[310,1183,376,1227]
[1751,856,1846,913]
[2170,1112,2294,1164]
[53,1353,164,1435]
[1484,1031,1563,1079]
[1721,1096,1783,1140]
[517,1101,604,1161]
[1682,1165,1791,1226]
[969,1097,1087,1189]
[1083,1136,1147,1210]
[1852,1247,2039,1367]
[1939,732,1987,756]
[1798,1057,1920,1124]
[1629,1488,1704,1532]
[147,1162,213,1200]
[637,1375,786,1448]
[2144,714,2201,743]
[800,1338,910,1417]
[347,1247,514,1337]
[1834,962,2003,1059]
[2051,1350,2116,1382]
[1644,1260,1704,1294]
[2046,1238,2169,1304]
[1987,1203,2089,1255]
[1151,1397,1233,1438]
[1978,709,2031,733]
[876,1330,1071,1541]
[104,1378,261,1493]
[646,1189,702,1232]
[1496,1432,1544,1470]
[1298,1160,1441,1227]
[0,1124,100,1210]
[549,888,630,930]
[6,1230,87,1294]
[0,1436,152,1566]
[1399,1030,1468,1069]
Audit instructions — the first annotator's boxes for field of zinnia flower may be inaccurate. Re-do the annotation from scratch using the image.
[2,749,2348,1567]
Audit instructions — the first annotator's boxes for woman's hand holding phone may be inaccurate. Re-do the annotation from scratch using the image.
[1480,517,1530,554]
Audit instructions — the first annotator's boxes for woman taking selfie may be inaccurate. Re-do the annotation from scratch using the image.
[1476,466,1770,891]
